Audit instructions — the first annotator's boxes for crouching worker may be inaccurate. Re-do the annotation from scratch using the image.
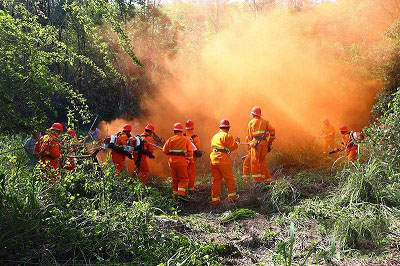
[210,119,240,206]
[162,123,193,202]
[329,125,364,163]
[34,123,63,185]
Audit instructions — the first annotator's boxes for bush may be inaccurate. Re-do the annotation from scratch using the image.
[0,134,221,265]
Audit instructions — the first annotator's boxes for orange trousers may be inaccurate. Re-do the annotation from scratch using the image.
[187,159,196,192]
[242,152,251,181]
[347,149,357,163]
[250,141,272,183]
[133,154,150,184]
[171,166,189,198]
[111,152,127,176]
[211,164,238,206]
[323,138,335,154]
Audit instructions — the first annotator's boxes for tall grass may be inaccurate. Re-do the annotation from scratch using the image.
[0,134,221,265]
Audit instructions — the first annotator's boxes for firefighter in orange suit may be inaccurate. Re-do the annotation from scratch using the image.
[133,124,155,184]
[321,119,335,154]
[111,124,132,177]
[247,106,276,184]
[185,120,201,192]
[210,119,240,206]
[330,125,364,163]
[162,123,194,202]
[34,123,63,183]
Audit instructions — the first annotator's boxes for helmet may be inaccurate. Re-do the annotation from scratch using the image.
[186,120,194,130]
[339,125,349,133]
[50,123,63,132]
[66,129,76,137]
[251,106,262,117]
[219,119,230,128]
[173,123,184,132]
[145,124,155,132]
[123,124,132,131]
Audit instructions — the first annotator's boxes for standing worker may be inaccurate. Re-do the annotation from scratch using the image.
[210,119,240,206]
[110,124,132,177]
[185,120,201,193]
[330,125,364,163]
[162,123,193,202]
[34,123,63,184]
[133,124,156,184]
[321,119,335,155]
[247,106,276,184]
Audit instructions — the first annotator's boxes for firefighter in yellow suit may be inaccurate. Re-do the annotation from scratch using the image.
[210,119,240,206]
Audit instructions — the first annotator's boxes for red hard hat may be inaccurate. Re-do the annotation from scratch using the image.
[219,119,230,128]
[66,129,76,137]
[123,124,132,131]
[173,123,184,131]
[339,125,349,133]
[145,123,155,132]
[50,123,63,132]
[251,106,262,117]
[186,120,194,130]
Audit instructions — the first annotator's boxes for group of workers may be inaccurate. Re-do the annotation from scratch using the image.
[28,106,364,205]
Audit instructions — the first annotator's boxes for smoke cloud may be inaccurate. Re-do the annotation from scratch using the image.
[101,0,395,177]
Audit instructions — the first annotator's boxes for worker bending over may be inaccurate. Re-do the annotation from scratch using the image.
[330,125,364,163]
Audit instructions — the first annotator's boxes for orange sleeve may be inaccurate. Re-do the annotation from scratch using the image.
[193,136,201,150]
[224,134,238,152]
[267,121,276,144]
[247,121,253,140]
[146,136,155,153]
[186,138,194,158]
[162,138,170,155]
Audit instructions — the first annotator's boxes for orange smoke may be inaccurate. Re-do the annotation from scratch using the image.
[101,0,396,177]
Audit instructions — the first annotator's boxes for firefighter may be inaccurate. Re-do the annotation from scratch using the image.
[321,119,335,155]
[61,129,79,170]
[133,124,156,184]
[185,120,201,192]
[162,123,193,202]
[247,106,276,184]
[110,124,132,177]
[329,125,364,163]
[210,119,240,206]
[34,123,63,184]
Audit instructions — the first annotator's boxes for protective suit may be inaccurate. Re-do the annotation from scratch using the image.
[210,119,240,206]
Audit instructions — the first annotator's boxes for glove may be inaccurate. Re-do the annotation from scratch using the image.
[268,145,272,153]
[148,153,155,159]
[126,153,133,160]
[235,136,241,143]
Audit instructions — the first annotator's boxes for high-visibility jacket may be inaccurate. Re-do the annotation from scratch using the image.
[162,132,193,167]
[247,117,275,145]
[35,132,61,162]
[210,129,238,165]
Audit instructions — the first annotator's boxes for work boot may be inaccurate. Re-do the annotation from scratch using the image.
[178,195,189,202]
[228,194,240,202]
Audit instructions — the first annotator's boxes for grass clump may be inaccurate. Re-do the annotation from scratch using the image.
[221,208,255,223]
